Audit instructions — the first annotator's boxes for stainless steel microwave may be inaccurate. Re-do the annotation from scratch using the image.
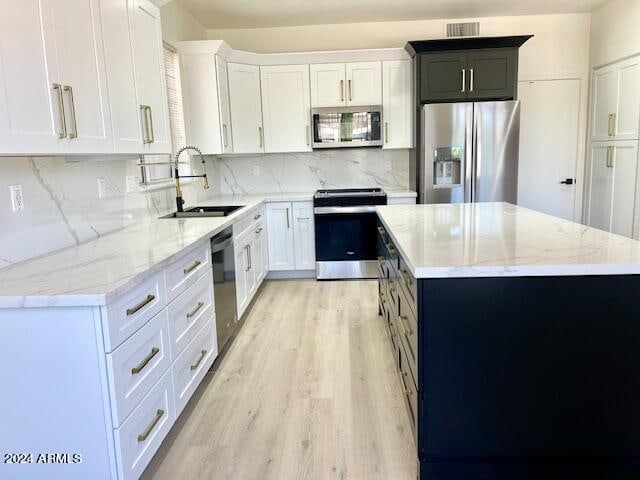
[311,106,383,149]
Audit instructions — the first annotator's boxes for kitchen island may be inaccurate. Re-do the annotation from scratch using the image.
[376,202,640,480]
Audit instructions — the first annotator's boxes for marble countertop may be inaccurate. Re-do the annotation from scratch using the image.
[377,202,640,279]
[0,192,309,309]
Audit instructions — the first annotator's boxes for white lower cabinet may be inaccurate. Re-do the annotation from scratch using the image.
[587,141,639,238]
[172,318,217,417]
[267,201,315,271]
[114,369,175,480]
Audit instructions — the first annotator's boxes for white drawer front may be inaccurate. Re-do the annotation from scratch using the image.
[165,242,211,303]
[114,370,174,480]
[167,270,215,361]
[104,271,166,351]
[172,319,217,417]
[107,310,171,427]
[233,213,253,242]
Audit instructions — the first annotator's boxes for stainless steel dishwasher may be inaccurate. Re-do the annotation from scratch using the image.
[211,227,237,353]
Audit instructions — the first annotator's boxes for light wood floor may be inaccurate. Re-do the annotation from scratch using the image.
[142,279,417,480]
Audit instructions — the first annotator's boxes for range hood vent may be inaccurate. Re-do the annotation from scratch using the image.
[445,21,480,38]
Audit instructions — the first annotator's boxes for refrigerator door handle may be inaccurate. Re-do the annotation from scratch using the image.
[464,107,473,203]
[473,107,481,203]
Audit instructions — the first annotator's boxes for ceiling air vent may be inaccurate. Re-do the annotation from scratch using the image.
[445,21,480,38]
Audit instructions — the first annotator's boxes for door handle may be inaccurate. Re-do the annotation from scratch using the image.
[461,69,466,93]
[608,113,616,137]
[63,85,78,139]
[140,105,151,144]
[606,145,614,168]
[559,178,574,185]
[52,84,67,139]
[348,79,352,101]
[258,126,263,148]
[146,106,154,144]
[286,207,290,228]
[469,68,474,92]
[340,79,345,102]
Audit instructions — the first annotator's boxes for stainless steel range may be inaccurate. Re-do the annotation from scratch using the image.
[314,188,387,280]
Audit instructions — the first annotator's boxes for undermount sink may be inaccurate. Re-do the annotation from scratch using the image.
[160,205,244,219]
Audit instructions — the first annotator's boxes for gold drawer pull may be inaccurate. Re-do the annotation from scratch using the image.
[190,349,208,371]
[401,372,413,396]
[183,260,202,275]
[137,409,164,442]
[126,294,155,316]
[377,226,385,235]
[186,301,205,319]
[386,243,395,254]
[131,347,160,374]
[401,269,413,285]
[254,213,261,220]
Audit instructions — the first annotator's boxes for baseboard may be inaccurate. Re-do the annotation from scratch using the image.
[266,270,316,280]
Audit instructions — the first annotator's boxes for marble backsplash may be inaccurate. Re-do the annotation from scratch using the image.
[0,148,409,268]
[0,156,218,269]
[217,148,409,194]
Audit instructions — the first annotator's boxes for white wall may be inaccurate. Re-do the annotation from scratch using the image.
[160,1,208,45]
[590,0,640,67]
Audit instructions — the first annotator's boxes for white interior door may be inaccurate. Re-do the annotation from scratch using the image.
[292,202,315,270]
[227,63,263,154]
[131,0,171,154]
[345,61,382,106]
[611,142,639,237]
[0,0,65,154]
[614,57,640,141]
[591,66,617,142]
[588,142,614,232]
[260,65,311,152]
[266,202,295,271]
[52,0,113,153]
[100,0,144,153]
[216,56,233,153]
[310,63,345,107]
[382,60,412,149]
[517,79,581,220]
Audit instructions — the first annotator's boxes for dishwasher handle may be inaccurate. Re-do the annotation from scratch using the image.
[211,233,233,254]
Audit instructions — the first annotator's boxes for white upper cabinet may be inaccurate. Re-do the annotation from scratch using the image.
[130,0,170,154]
[0,0,63,154]
[228,63,263,154]
[0,0,112,155]
[53,0,113,154]
[311,62,382,107]
[292,202,315,270]
[591,56,640,142]
[216,56,233,153]
[382,60,412,149]
[100,0,144,153]
[260,65,311,153]
[346,62,382,106]
[310,63,346,107]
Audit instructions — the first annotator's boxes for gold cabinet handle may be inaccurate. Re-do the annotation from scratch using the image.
[139,105,148,144]
[401,371,413,396]
[469,68,474,92]
[384,122,389,143]
[377,226,386,235]
[385,243,395,254]
[258,126,263,148]
[606,145,614,168]
[183,260,202,275]
[63,85,78,139]
[400,315,413,336]
[348,79,352,101]
[286,207,290,228]
[340,79,344,102]
[186,301,205,319]
[306,125,310,146]
[126,294,156,316]
[145,106,154,144]
[131,347,160,374]
[461,69,466,93]
[190,349,208,371]
[608,113,617,137]
[137,409,164,442]
[52,84,67,139]
[400,268,413,286]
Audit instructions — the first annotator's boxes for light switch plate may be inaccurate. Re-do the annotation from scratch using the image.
[97,177,108,199]
[253,165,260,176]
[385,159,392,172]
[125,175,138,193]
[9,184,24,212]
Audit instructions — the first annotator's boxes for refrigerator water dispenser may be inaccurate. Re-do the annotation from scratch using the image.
[433,147,462,188]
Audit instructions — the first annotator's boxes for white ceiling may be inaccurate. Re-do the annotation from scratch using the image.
[176,0,608,29]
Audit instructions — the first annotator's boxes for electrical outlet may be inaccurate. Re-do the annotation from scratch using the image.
[253,165,260,176]
[9,184,24,212]
[385,159,393,172]
[97,177,108,199]
[125,175,138,193]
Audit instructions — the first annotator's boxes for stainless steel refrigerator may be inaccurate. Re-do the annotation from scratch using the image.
[419,101,520,204]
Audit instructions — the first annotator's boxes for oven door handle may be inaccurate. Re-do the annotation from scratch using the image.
[314,206,379,215]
